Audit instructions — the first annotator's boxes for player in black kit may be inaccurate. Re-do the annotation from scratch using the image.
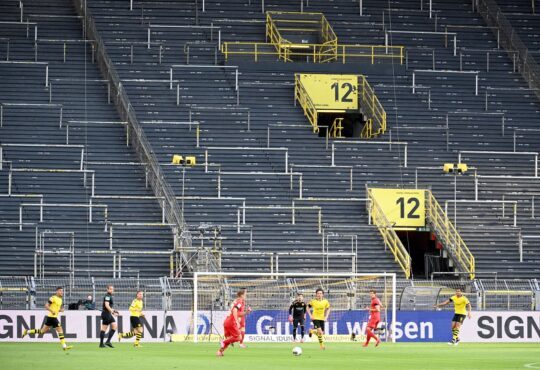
[288,293,307,342]
[100,285,119,348]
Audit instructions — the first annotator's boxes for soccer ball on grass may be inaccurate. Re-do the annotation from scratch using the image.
[292,346,302,356]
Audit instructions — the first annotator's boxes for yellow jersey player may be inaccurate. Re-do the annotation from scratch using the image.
[119,291,145,347]
[22,287,73,351]
[434,288,472,345]
[307,288,331,350]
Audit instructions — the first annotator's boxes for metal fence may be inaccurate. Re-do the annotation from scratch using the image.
[1,276,537,312]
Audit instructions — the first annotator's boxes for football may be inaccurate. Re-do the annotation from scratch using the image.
[292,346,302,356]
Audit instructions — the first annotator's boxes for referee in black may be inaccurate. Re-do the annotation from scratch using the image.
[288,293,307,342]
[99,285,119,348]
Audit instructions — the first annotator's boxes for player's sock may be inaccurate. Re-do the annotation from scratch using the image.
[365,328,374,345]
[452,328,460,341]
[100,330,106,345]
[122,331,135,338]
[240,332,245,344]
[292,328,297,341]
[106,329,116,343]
[317,333,324,346]
[58,333,66,348]
[27,329,43,335]
[135,332,142,345]
[222,337,237,350]
[300,326,305,339]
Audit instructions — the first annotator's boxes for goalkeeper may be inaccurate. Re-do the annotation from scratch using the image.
[288,293,307,342]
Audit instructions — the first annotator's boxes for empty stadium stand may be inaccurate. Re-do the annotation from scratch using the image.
[1,0,540,281]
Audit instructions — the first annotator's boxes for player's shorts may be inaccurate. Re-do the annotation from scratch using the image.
[312,320,325,331]
[223,317,240,338]
[368,319,380,329]
[44,316,60,328]
[130,316,142,328]
[293,317,305,327]
[452,314,466,324]
[101,311,116,325]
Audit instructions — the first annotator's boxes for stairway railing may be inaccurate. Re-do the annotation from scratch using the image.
[366,188,412,278]
[425,190,475,279]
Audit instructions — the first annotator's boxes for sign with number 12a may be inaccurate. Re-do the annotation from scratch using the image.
[370,188,426,229]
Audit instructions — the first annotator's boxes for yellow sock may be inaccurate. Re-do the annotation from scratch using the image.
[59,334,66,347]
[317,333,323,344]
[135,333,142,344]
[28,329,43,335]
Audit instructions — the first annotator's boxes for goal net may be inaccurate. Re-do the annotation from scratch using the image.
[192,272,396,343]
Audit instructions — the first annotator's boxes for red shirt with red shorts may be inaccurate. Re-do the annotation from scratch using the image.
[223,299,244,338]
[368,297,381,328]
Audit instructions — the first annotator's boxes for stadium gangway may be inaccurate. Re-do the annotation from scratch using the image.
[204,146,289,173]
[267,123,330,149]
[218,171,303,199]
[412,69,480,95]
[457,48,519,72]
[445,112,505,146]
[0,60,49,86]
[474,175,540,203]
[238,204,323,233]
[8,168,95,196]
[19,202,109,231]
[189,105,249,131]
[34,230,75,280]
[385,30,457,55]
[147,24,221,50]
[105,40,164,64]
[48,78,109,104]
[485,87,540,113]
[0,102,62,128]
[0,143,85,171]
[414,165,477,191]
[444,199,518,228]
[33,38,96,63]
[331,140,408,168]
[220,251,357,276]
[107,222,176,250]
[513,128,540,152]
[183,41,220,65]
[169,64,239,104]
[458,150,539,178]
[0,20,37,40]
[290,164,354,191]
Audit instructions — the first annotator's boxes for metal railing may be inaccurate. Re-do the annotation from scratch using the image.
[477,0,540,102]
[366,188,412,278]
[425,190,475,279]
[72,0,202,273]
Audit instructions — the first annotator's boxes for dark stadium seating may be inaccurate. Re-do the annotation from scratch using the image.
[1,0,540,279]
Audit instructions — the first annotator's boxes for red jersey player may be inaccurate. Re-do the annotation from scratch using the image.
[237,288,251,348]
[217,290,246,356]
[363,289,382,347]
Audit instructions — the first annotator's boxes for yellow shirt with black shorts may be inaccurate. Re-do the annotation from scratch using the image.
[129,299,144,328]
[450,295,469,323]
[44,295,62,328]
[309,299,330,330]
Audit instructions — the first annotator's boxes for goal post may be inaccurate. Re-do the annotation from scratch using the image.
[192,272,397,344]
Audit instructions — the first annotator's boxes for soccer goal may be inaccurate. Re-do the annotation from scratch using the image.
[192,272,397,343]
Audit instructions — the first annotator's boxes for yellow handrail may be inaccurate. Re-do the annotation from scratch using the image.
[367,188,412,278]
[359,75,386,137]
[294,74,319,133]
[329,117,344,138]
[221,41,404,65]
[425,190,475,279]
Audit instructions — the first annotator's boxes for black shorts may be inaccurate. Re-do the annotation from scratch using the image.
[293,317,305,327]
[452,314,466,324]
[44,317,60,328]
[130,316,143,328]
[101,311,116,325]
[312,320,325,331]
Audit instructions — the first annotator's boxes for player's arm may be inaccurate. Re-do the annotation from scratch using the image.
[371,303,381,313]
[288,304,294,322]
[44,300,55,315]
[324,307,331,321]
[466,302,472,319]
[433,299,451,308]
[59,303,65,313]
[306,304,313,320]
[232,307,240,327]
[104,300,114,314]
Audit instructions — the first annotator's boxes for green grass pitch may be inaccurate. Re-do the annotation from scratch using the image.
[1,342,539,369]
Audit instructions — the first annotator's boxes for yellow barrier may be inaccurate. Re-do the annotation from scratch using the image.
[222,42,404,65]
[329,117,344,138]
[367,188,412,279]
[425,190,475,279]
[294,74,319,132]
[359,75,386,138]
